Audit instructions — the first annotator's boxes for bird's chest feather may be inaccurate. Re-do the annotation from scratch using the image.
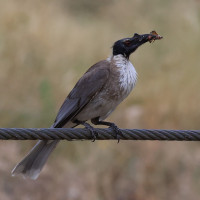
[108,55,137,100]
[76,55,137,121]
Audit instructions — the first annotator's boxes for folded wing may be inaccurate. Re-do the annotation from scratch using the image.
[53,60,110,128]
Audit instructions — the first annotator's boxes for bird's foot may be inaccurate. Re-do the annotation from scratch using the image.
[91,118,122,143]
[74,120,98,142]
[108,123,122,143]
[85,124,98,142]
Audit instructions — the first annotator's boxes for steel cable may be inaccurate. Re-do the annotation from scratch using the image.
[0,128,200,141]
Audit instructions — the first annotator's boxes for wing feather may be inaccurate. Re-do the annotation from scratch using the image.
[53,60,110,128]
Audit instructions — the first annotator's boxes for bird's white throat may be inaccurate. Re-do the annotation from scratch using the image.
[107,55,137,96]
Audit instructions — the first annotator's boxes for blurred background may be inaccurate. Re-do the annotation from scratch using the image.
[0,0,200,199]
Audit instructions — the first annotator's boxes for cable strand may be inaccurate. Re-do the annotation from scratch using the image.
[0,128,200,141]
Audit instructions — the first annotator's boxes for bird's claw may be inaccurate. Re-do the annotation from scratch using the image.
[109,124,122,143]
[84,126,98,142]
[91,129,98,142]
[74,120,98,142]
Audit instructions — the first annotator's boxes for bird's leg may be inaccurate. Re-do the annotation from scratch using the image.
[91,117,122,143]
[73,120,98,142]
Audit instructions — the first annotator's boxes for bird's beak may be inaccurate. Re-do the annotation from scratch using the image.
[126,31,163,54]
[132,31,163,44]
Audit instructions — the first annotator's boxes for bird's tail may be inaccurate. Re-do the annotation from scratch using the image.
[11,140,59,180]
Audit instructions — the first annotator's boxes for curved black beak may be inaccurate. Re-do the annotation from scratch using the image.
[132,32,163,44]
[127,31,163,55]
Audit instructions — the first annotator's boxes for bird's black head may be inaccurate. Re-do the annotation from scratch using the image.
[113,32,162,59]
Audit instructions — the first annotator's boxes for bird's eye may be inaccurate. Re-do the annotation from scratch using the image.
[123,40,131,46]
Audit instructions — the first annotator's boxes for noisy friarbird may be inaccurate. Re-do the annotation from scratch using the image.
[12,31,162,179]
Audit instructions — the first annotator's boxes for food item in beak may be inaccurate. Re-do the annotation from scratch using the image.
[148,30,163,43]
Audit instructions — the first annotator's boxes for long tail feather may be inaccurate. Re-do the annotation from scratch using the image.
[11,140,59,180]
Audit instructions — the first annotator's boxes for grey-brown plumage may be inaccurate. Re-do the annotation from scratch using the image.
[11,32,162,179]
[53,60,111,128]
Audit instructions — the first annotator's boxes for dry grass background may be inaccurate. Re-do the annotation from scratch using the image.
[0,0,200,199]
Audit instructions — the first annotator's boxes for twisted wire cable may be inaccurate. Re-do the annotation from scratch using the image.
[0,128,200,141]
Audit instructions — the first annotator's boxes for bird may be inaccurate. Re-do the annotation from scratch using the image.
[11,31,163,180]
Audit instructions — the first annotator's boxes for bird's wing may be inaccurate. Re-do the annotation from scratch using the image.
[52,60,110,128]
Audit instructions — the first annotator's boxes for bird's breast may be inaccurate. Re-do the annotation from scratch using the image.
[75,55,137,122]
[110,55,137,100]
